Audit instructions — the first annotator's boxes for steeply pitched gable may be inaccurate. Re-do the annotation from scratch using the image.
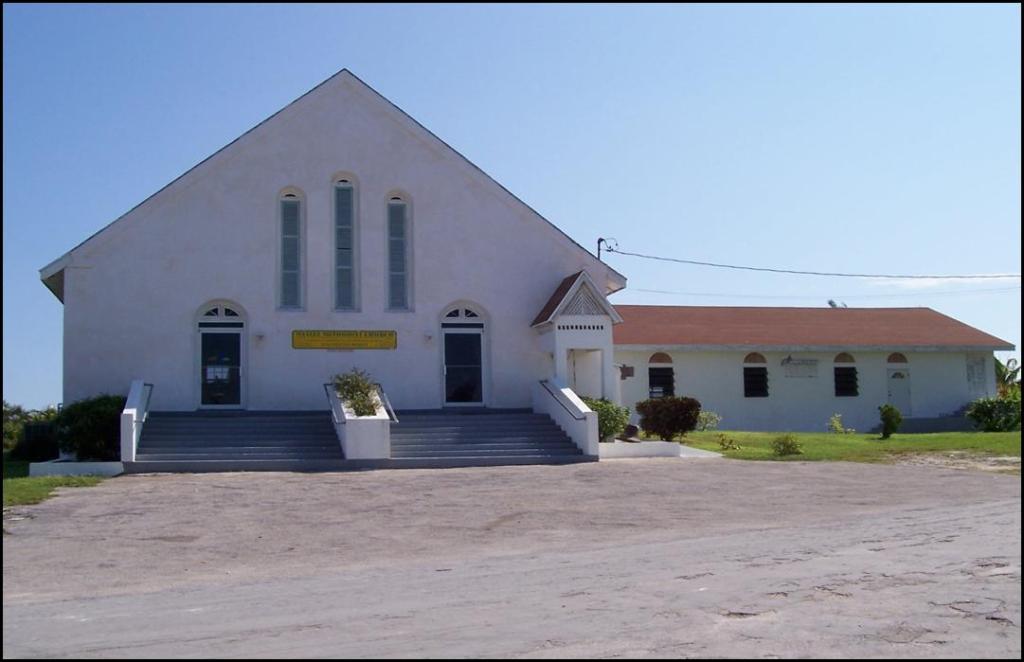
[40,69,626,301]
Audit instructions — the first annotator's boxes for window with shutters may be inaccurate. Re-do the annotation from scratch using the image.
[743,354,768,397]
[334,179,357,310]
[278,191,303,309]
[834,367,859,397]
[387,195,411,310]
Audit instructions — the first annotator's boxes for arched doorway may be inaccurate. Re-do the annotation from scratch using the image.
[441,305,487,406]
[196,301,246,408]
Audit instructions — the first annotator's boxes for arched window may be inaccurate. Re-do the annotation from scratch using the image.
[887,352,908,364]
[334,177,357,310]
[387,193,411,310]
[834,353,858,397]
[743,353,768,397]
[279,190,303,309]
[648,353,674,398]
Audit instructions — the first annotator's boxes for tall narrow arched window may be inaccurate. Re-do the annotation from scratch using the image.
[743,353,768,398]
[648,353,674,399]
[387,194,411,310]
[279,191,303,309]
[834,352,858,397]
[334,178,357,310]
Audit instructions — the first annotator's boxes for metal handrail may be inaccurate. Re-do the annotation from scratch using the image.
[539,380,587,421]
[323,383,344,425]
[141,383,154,421]
[375,383,399,424]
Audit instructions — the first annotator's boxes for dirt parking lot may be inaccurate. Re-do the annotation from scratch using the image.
[3,459,1020,658]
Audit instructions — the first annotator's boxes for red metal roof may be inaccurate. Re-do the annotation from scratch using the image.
[531,271,584,326]
[612,305,1014,349]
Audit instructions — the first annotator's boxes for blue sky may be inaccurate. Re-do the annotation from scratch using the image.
[3,4,1020,408]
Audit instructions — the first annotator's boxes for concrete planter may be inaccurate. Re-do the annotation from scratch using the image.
[599,440,682,459]
[29,460,124,477]
[336,393,391,460]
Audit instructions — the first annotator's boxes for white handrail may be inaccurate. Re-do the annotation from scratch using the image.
[532,378,599,456]
[120,379,153,463]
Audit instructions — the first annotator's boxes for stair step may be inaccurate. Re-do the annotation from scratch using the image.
[391,442,577,452]
[136,451,343,461]
[392,449,581,458]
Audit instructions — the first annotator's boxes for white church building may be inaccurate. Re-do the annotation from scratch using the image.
[39,70,1013,470]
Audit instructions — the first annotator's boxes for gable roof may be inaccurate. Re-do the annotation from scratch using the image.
[39,69,626,301]
[531,271,623,327]
[613,305,1015,351]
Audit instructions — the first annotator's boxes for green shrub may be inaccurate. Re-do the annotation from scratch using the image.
[3,400,57,451]
[878,404,903,439]
[333,369,378,417]
[8,421,59,462]
[696,410,722,432]
[827,413,855,434]
[966,391,1022,432]
[771,433,803,456]
[716,433,742,451]
[581,398,630,441]
[56,395,127,461]
[635,396,702,441]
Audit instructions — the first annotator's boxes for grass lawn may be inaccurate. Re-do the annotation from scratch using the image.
[668,430,1021,464]
[3,453,106,507]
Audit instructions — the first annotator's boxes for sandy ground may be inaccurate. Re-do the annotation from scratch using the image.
[892,451,1021,475]
[3,459,1020,658]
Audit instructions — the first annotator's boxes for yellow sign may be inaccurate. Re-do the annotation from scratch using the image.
[291,330,397,350]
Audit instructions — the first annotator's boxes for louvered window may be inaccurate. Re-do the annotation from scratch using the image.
[280,197,301,308]
[335,182,356,310]
[387,199,409,310]
[834,367,859,397]
[743,367,769,397]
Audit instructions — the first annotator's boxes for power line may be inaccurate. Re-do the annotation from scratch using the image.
[605,246,1022,281]
[628,285,1022,301]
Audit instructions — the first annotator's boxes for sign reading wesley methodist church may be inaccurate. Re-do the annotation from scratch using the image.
[291,330,397,350]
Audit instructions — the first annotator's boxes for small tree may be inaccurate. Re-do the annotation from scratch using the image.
[995,358,1021,397]
[878,404,903,439]
[635,396,702,441]
[581,398,630,441]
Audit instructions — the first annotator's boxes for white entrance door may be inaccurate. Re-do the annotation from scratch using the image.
[887,369,911,415]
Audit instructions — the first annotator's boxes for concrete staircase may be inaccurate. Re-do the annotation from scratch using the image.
[389,410,593,468]
[126,411,345,473]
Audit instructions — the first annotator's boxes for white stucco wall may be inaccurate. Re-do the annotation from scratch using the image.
[57,72,624,411]
[614,348,997,432]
